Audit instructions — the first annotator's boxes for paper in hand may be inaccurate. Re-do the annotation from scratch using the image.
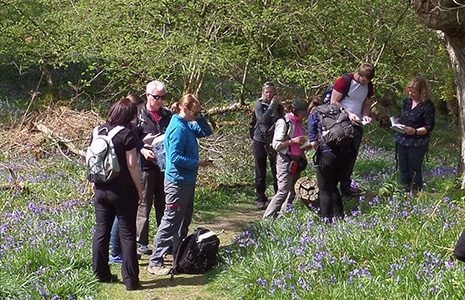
[390,116,405,133]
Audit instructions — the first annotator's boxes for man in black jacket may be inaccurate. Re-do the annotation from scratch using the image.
[135,80,173,255]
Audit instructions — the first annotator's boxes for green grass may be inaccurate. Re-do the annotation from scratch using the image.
[1,114,464,299]
[209,116,465,299]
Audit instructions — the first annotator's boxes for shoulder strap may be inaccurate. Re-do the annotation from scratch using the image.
[367,82,374,98]
[341,73,352,99]
[107,125,125,139]
[284,116,292,137]
[92,126,101,138]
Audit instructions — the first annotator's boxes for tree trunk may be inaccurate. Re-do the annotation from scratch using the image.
[444,35,465,187]
[412,0,465,187]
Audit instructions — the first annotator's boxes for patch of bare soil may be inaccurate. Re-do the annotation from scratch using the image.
[103,207,263,300]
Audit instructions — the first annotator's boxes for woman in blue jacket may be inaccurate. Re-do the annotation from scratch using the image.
[147,94,213,275]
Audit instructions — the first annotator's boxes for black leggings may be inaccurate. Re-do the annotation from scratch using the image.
[316,148,353,219]
[253,140,278,203]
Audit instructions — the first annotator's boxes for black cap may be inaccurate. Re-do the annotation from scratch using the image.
[292,98,309,112]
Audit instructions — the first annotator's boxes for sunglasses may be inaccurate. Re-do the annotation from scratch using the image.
[149,94,166,100]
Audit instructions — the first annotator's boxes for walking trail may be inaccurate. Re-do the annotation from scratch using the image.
[100,205,263,300]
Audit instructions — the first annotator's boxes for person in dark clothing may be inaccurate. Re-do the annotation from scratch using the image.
[331,63,375,196]
[135,80,173,255]
[395,77,435,192]
[252,81,285,210]
[109,93,155,263]
[308,107,355,223]
[91,98,143,291]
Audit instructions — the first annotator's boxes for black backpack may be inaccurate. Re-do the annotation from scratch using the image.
[315,104,354,147]
[171,228,220,276]
[322,73,374,104]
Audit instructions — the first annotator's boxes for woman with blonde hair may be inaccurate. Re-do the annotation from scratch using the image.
[252,81,285,210]
[147,94,213,275]
[395,77,435,192]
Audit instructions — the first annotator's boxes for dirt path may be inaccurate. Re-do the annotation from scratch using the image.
[100,205,263,300]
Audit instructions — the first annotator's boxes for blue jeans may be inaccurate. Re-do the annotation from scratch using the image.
[149,180,195,267]
[110,217,121,257]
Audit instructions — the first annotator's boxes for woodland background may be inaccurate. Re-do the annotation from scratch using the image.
[0,0,457,123]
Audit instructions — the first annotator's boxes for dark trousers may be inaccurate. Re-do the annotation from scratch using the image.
[340,125,363,193]
[136,168,165,246]
[397,143,427,191]
[455,229,465,262]
[253,140,278,203]
[316,148,353,219]
[93,187,139,288]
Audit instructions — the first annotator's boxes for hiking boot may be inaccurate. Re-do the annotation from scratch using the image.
[98,274,118,283]
[126,282,142,291]
[109,255,123,264]
[137,244,151,255]
[256,201,266,210]
[341,187,362,197]
[147,265,171,276]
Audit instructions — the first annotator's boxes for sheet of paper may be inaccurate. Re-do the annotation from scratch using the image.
[151,134,166,171]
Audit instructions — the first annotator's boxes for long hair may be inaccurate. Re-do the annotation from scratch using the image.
[107,98,137,125]
[127,93,143,105]
[171,94,200,114]
[406,77,431,102]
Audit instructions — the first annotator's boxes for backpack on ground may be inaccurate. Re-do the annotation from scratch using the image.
[315,104,354,147]
[86,125,124,183]
[171,228,220,276]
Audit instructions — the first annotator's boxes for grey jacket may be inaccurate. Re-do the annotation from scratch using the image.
[252,98,285,143]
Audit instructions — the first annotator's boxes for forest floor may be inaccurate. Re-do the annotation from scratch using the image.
[100,203,263,300]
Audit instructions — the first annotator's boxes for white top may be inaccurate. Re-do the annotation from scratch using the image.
[340,80,369,119]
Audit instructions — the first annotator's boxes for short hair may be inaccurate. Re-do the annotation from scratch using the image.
[107,98,137,125]
[146,80,166,95]
[262,81,276,91]
[406,77,431,102]
[358,63,375,81]
[172,94,200,114]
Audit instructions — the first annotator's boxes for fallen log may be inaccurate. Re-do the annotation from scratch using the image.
[206,103,251,116]
[34,122,86,158]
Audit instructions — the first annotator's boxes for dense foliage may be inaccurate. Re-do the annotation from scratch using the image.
[0,0,453,113]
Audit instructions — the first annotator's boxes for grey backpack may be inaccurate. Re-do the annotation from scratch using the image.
[316,104,354,147]
[86,125,124,183]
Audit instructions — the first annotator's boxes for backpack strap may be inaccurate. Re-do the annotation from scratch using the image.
[92,126,101,138]
[107,126,125,139]
[340,73,352,99]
